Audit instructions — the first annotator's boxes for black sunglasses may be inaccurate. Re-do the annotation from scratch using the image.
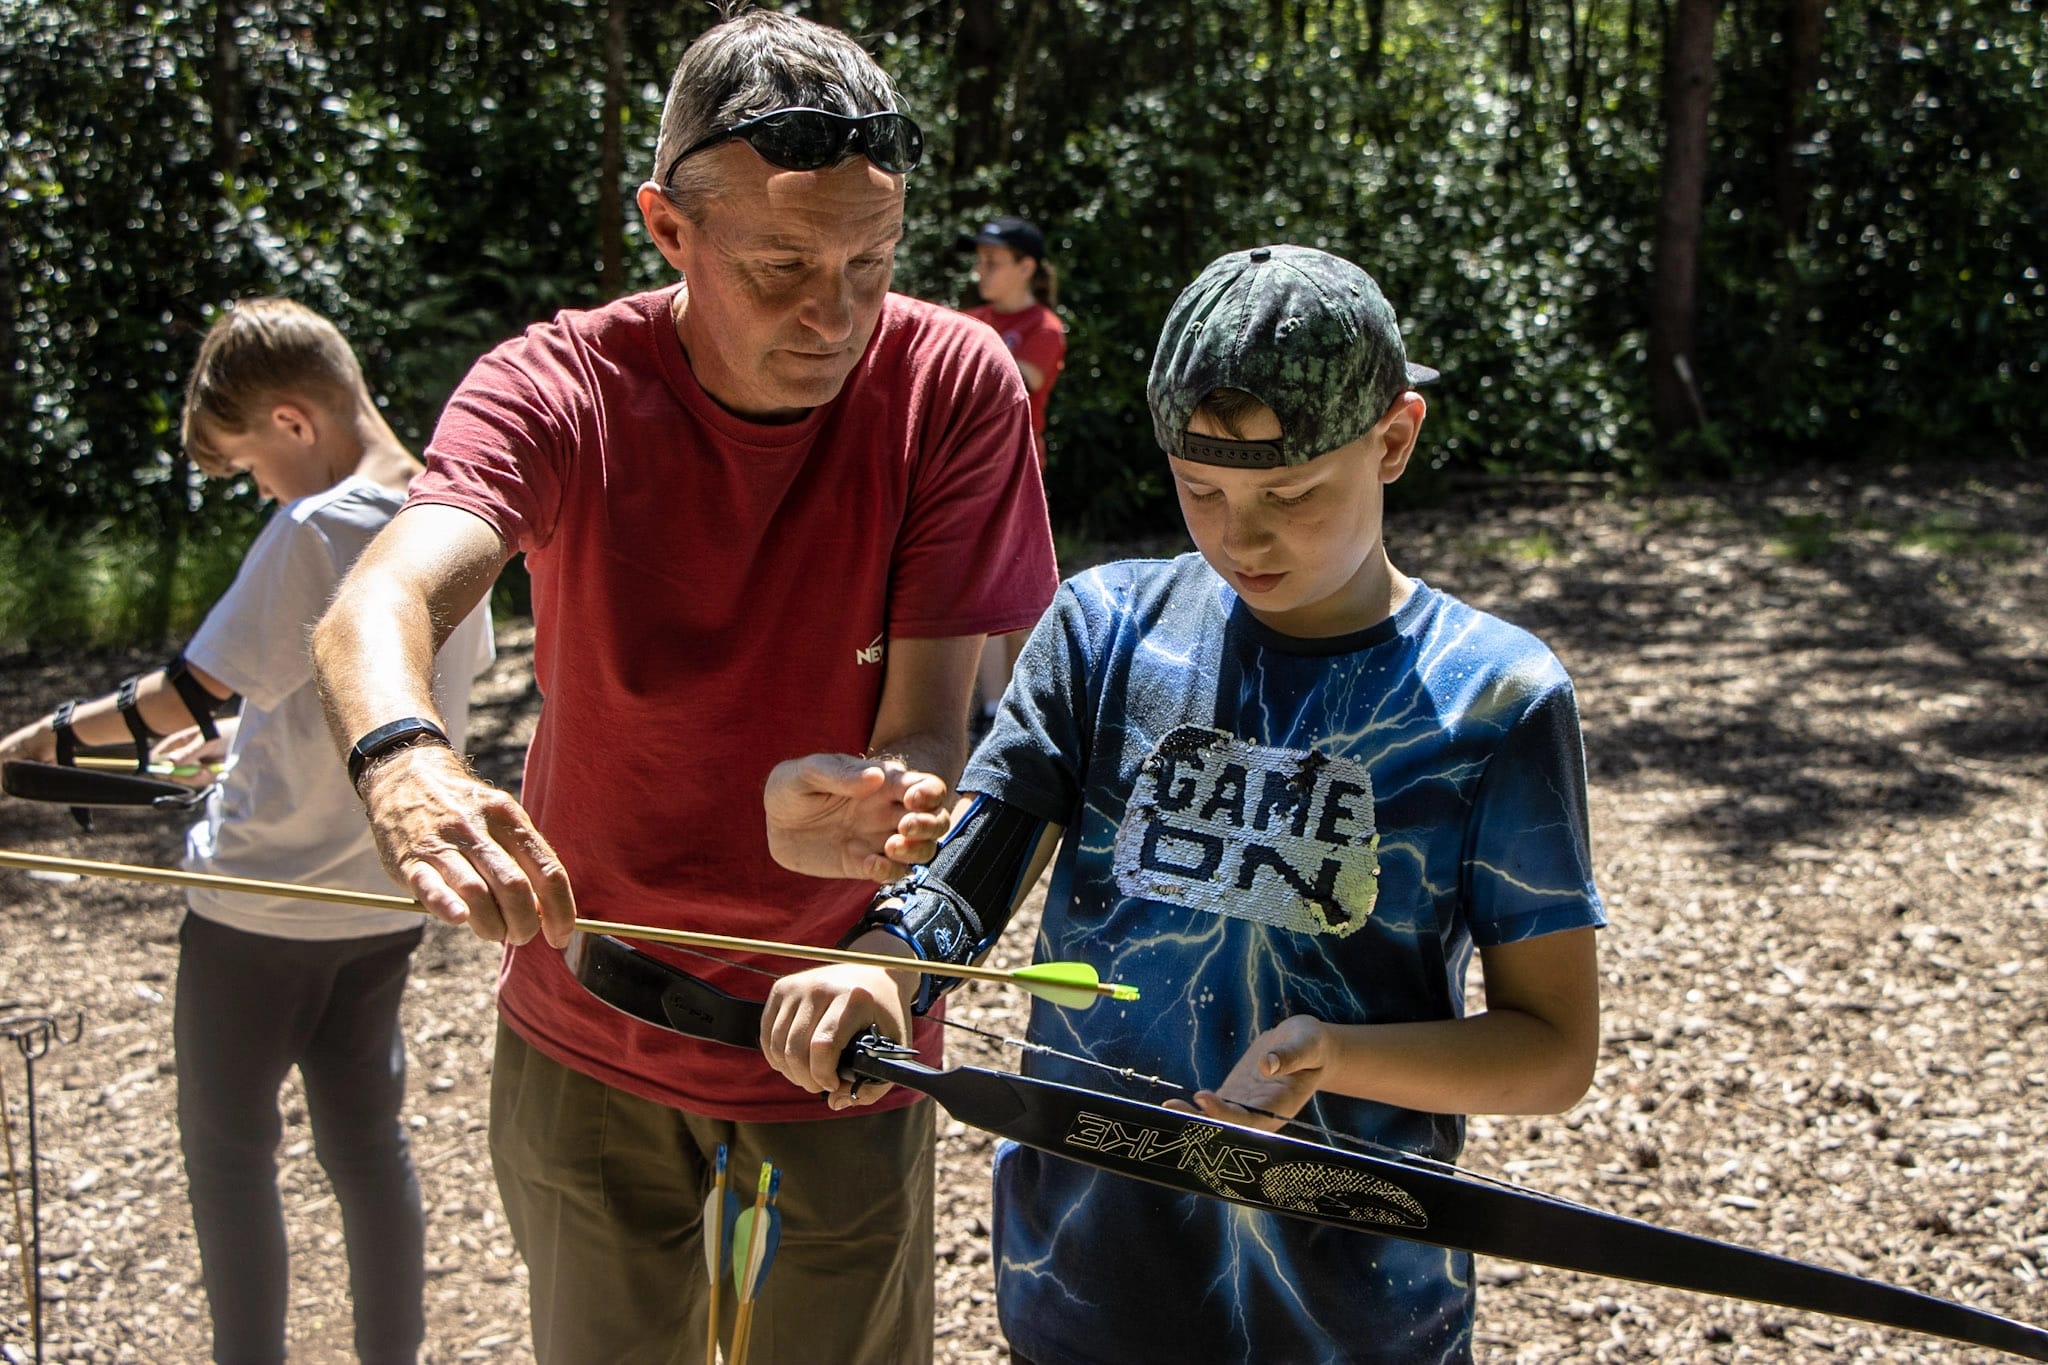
[661,107,924,185]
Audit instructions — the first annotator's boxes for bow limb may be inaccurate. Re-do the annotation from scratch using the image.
[2,759,206,812]
[568,933,2048,1361]
[859,1052,2048,1360]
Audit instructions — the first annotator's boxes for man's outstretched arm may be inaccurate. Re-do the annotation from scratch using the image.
[313,502,575,946]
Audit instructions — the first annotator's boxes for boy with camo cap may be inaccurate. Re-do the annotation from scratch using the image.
[871,243,1608,1362]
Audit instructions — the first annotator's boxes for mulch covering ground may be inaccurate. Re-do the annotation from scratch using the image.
[1,463,2043,1363]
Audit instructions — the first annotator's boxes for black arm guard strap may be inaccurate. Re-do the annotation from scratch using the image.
[115,676,161,765]
[51,700,80,767]
[164,654,237,742]
[846,794,1048,1014]
[50,700,91,831]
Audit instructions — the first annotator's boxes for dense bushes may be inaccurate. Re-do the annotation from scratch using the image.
[3,0,2041,642]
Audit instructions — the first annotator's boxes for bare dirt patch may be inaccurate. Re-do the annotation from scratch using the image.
[2,463,2044,1363]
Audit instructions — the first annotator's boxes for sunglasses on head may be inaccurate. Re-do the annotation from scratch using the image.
[662,107,925,185]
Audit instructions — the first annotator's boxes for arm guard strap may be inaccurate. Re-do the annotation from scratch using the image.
[846,794,1047,1014]
[163,654,237,742]
[115,675,162,762]
[49,700,90,831]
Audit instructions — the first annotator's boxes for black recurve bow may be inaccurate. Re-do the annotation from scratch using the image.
[567,931,2048,1361]
[2,758,207,825]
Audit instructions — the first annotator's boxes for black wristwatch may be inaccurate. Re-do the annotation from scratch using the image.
[347,717,452,790]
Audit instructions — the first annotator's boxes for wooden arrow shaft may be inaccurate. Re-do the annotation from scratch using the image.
[72,757,217,776]
[570,916,1078,993]
[0,849,1121,999]
[0,850,408,909]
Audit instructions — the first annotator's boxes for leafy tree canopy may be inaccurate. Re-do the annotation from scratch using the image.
[4,0,2042,569]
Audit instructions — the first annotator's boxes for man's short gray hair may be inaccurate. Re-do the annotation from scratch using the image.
[654,9,904,220]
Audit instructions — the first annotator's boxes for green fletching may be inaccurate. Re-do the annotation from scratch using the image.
[1011,961,1140,1009]
[731,1166,782,1302]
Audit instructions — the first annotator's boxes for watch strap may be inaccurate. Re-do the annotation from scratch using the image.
[347,717,452,790]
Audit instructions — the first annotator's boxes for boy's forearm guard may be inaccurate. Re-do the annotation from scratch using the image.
[845,793,1046,1014]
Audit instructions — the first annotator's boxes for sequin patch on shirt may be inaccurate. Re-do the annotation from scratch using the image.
[1112,724,1381,937]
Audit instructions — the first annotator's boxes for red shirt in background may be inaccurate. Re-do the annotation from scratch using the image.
[409,286,1057,1120]
[966,301,1066,464]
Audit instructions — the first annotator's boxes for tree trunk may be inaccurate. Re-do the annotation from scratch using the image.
[210,0,242,177]
[1648,0,1720,445]
[1503,0,1536,178]
[995,0,1049,161]
[143,468,190,647]
[949,0,1005,194]
[600,0,626,293]
[1772,0,1822,243]
[1564,0,1593,187]
[1362,0,1386,76]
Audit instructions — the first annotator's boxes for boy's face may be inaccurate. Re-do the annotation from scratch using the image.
[1170,395,1423,638]
[195,406,329,504]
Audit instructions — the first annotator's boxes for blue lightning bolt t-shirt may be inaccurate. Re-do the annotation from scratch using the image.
[960,555,1606,1365]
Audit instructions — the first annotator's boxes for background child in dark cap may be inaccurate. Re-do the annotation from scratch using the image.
[944,243,1606,1362]
[959,214,1069,730]
[959,215,1066,463]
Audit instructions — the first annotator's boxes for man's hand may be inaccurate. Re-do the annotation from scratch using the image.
[764,753,954,882]
[759,955,918,1109]
[0,716,58,766]
[1169,1014,1330,1131]
[357,744,576,946]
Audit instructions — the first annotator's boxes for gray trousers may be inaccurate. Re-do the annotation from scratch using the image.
[175,912,426,1365]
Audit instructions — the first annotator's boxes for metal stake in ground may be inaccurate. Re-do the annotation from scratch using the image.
[1,1010,84,1365]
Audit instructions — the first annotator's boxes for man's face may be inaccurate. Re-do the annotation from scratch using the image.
[973,244,1034,305]
[649,146,904,421]
[1169,399,1420,638]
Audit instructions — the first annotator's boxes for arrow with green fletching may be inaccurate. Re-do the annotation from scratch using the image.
[0,849,1139,1009]
[727,1162,781,1365]
[69,756,221,777]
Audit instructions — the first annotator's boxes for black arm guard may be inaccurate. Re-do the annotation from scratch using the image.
[163,654,238,742]
[846,794,1047,1014]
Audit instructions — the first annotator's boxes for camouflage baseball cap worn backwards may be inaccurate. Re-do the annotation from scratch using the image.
[1148,245,1440,469]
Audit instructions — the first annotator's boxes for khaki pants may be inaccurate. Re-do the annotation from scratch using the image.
[489,1020,936,1365]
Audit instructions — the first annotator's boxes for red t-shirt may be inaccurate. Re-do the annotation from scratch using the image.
[411,287,1058,1119]
[966,302,1065,461]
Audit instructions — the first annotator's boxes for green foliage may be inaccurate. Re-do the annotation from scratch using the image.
[0,521,94,652]
[1696,0,2048,473]
[1468,528,1563,566]
[0,506,258,651]
[3,0,2043,643]
[1893,511,2027,560]
[1765,512,1839,562]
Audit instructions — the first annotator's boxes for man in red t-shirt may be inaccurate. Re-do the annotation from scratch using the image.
[311,12,1056,1365]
